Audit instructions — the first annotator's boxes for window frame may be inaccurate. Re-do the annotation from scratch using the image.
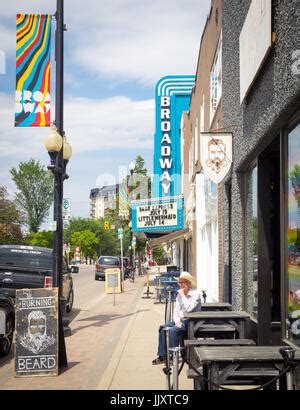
[242,163,258,317]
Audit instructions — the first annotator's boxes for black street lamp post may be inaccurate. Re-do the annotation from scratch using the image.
[44,0,71,368]
[128,161,135,268]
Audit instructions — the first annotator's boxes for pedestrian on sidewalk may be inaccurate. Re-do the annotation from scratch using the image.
[152,271,201,365]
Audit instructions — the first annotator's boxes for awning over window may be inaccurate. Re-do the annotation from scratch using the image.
[148,228,190,247]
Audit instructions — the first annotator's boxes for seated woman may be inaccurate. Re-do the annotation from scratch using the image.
[152,271,201,365]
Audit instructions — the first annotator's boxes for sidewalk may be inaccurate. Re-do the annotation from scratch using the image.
[97,269,193,390]
[0,269,193,390]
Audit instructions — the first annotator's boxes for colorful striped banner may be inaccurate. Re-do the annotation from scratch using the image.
[15,14,52,127]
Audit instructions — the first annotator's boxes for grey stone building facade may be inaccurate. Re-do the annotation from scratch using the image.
[222,0,300,346]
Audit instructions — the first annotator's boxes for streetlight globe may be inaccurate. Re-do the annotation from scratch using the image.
[44,127,63,152]
[63,138,72,161]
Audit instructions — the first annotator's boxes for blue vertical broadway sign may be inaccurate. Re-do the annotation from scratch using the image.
[152,75,195,198]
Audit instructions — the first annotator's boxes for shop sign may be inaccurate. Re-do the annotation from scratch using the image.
[131,195,183,232]
[105,268,122,294]
[15,288,58,377]
[200,132,233,184]
[153,75,195,198]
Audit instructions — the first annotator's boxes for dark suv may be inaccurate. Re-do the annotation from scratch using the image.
[95,256,120,280]
[0,245,76,313]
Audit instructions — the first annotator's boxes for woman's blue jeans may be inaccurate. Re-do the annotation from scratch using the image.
[157,320,187,358]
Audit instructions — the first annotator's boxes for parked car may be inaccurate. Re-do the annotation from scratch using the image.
[95,256,120,280]
[0,245,77,313]
[0,293,15,357]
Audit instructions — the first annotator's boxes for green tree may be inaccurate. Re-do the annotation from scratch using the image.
[152,245,165,265]
[64,217,121,257]
[10,159,53,233]
[71,230,99,262]
[29,231,53,248]
[127,155,151,200]
[134,155,147,175]
[0,186,23,244]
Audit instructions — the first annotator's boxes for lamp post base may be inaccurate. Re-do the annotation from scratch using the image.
[58,308,68,368]
[60,297,72,337]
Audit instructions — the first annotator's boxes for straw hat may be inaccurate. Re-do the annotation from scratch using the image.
[177,271,196,289]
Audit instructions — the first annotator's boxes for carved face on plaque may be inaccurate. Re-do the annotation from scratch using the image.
[200,133,233,184]
[206,139,227,173]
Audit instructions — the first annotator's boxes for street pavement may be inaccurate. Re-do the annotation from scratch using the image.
[0,267,193,390]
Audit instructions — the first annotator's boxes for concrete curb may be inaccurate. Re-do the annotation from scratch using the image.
[96,286,145,389]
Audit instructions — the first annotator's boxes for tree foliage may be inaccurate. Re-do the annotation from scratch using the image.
[134,155,148,175]
[71,230,99,262]
[152,245,165,265]
[10,159,53,233]
[0,186,23,244]
[29,231,54,248]
[290,164,300,247]
[290,164,300,199]
[64,217,123,258]
[127,155,151,200]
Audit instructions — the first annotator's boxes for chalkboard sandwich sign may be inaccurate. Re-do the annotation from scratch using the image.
[15,288,59,377]
[105,268,122,294]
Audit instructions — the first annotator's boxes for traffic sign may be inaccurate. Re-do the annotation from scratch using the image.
[132,236,136,245]
[62,198,71,220]
[118,228,123,239]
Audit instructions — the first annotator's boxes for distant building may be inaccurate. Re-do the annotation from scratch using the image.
[89,185,118,219]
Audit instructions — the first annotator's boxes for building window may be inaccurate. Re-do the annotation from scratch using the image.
[245,166,258,317]
[189,141,193,182]
[200,95,205,133]
[287,122,300,345]
[195,118,199,165]
[210,34,222,124]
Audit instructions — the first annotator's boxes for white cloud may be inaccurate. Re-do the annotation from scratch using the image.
[68,0,211,86]
[0,91,155,207]
[0,25,15,57]
[0,92,154,158]
[0,0,211,87]
[64,96,155,152]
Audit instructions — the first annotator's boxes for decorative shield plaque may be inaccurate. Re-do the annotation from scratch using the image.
[200,132,233,184]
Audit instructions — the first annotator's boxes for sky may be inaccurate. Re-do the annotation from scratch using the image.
[0,0,211,226]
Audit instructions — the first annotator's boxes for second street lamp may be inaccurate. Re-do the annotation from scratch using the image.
[128,161,135,269]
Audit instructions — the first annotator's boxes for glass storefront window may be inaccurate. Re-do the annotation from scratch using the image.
[287,123,300,345]
[245,166,258,317]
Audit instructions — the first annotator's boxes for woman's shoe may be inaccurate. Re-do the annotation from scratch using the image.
[152,356,165,365]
